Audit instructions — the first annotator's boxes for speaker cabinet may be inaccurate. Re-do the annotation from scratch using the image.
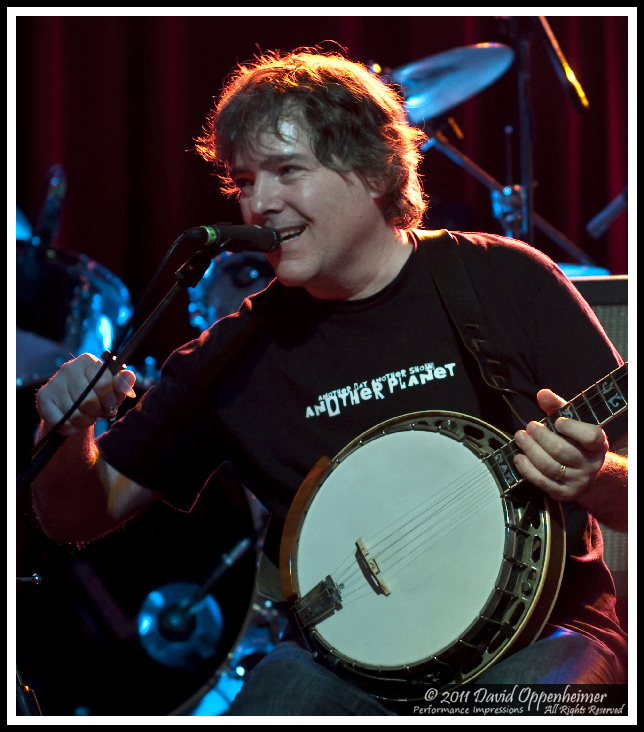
[570,275,628,628]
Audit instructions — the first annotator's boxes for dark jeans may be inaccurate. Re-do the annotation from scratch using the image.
[224,626,625,716]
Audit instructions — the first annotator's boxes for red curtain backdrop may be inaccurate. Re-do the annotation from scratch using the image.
[16,15,629,364]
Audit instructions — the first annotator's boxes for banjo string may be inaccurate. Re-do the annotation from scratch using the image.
[331,451,494,583]
[332,441,519,588]
[331,460,498,586]
[338,483,500,603]
[334,465,502,595]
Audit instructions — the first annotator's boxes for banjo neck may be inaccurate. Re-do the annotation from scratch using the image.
[487,363,628,495]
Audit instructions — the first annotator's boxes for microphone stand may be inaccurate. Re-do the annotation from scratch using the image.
[16,245,217,495]
[532,16,589,114]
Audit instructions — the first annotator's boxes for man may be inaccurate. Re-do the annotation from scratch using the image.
[33,51,627,715]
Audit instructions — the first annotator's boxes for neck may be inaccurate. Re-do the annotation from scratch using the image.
[306,228,414,301]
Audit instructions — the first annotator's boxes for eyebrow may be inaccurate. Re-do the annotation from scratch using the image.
[229,153,309,178]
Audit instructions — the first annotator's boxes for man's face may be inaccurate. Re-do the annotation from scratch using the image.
[229,119,387,300]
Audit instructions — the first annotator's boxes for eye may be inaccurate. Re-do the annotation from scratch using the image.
[279,165,301,177]
[233,177,253,194]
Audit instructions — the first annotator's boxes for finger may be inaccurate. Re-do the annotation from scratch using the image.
[35,397,86,436]
[37,354,117,430]
[514,428,571,484]
[513,453,577,501]
[78,356,136,415]
[551,417,608,453]
[522,422,584,470]
[536,389,567,416]
[66,356,120,418]
[113,370,137,399]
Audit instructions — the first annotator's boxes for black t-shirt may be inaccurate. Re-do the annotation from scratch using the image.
[98,230,627,665]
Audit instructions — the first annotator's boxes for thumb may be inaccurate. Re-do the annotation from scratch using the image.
[114,369,137,397]
[536,388,567,416]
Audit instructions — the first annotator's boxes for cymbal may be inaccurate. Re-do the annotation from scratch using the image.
[390,43,515,124]
[16,206,32,241]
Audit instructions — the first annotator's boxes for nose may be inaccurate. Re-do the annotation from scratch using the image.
[247,172,284,220]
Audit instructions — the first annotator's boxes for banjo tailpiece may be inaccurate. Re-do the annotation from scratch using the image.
[293,575,343,629]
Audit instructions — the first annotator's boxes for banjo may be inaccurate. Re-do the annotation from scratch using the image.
[279,363,628,700]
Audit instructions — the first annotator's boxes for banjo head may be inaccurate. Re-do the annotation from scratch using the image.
[280,412,565,696]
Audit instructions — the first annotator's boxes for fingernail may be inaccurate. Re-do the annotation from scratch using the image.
[515,431,525,445]
[117,375,136,397]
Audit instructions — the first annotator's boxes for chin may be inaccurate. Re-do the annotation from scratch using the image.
[272,261,315,289]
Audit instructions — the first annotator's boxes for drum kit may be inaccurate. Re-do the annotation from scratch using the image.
[15,25,620,716]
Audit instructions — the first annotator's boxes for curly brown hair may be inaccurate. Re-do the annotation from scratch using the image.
[195,50,427,230]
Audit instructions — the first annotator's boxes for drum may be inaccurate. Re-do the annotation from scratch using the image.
[16,241,133,388]
[16,461,258,716]
[187,251,274,331]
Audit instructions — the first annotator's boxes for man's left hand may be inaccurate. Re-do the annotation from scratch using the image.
[513,388,609,502]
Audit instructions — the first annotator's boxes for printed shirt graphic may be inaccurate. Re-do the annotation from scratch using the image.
[307,362,457,418]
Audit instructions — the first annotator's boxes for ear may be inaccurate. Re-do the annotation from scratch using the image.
[363,173,388,201]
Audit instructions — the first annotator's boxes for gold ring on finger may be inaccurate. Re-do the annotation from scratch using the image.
[554,463,567,482]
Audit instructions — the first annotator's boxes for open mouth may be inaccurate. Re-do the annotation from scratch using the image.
[278,225,306,245]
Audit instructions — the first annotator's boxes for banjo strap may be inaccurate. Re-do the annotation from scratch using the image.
[421,229,528,427]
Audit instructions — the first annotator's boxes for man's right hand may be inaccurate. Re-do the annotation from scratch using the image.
[36,353,137,436]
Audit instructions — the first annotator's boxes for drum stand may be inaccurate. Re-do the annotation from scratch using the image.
[424,130,596,265]
[16,574,43,716]
[425,16,595,266]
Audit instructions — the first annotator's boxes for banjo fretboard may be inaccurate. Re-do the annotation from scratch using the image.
[486,363,628,494]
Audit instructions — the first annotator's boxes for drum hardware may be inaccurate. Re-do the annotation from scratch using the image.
[16,574,43,716]
[496,17,588,247]
[32,164,67,250]
[586,186,628,240]
[424,130,597,266]
[16,241,134,389]
[386,20,592,256]
[16,235,217,491]
[170,596,287,716]
[17,573,42,585]
[188,250,275,332]
[138,536,255,671]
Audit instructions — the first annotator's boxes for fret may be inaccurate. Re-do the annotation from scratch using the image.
[542,364,628,430]
[557,398,580,422]
[542,414,558,433]
[487,441,522,492]
[581,384,614,424]
[583,371,627,425]
[612,367,628,405]
[565,394,596,425]
[489,364,627,496]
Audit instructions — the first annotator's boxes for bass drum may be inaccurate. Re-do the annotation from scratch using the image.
[16,241,133,388]
[187,251,274,331]
[16,460,258,716]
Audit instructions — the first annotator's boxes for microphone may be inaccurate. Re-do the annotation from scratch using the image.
[183,224,281,253]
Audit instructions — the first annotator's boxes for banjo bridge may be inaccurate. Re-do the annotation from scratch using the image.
[356,538,391,596]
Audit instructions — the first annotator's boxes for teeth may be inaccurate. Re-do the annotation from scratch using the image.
[279,226,306,242]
